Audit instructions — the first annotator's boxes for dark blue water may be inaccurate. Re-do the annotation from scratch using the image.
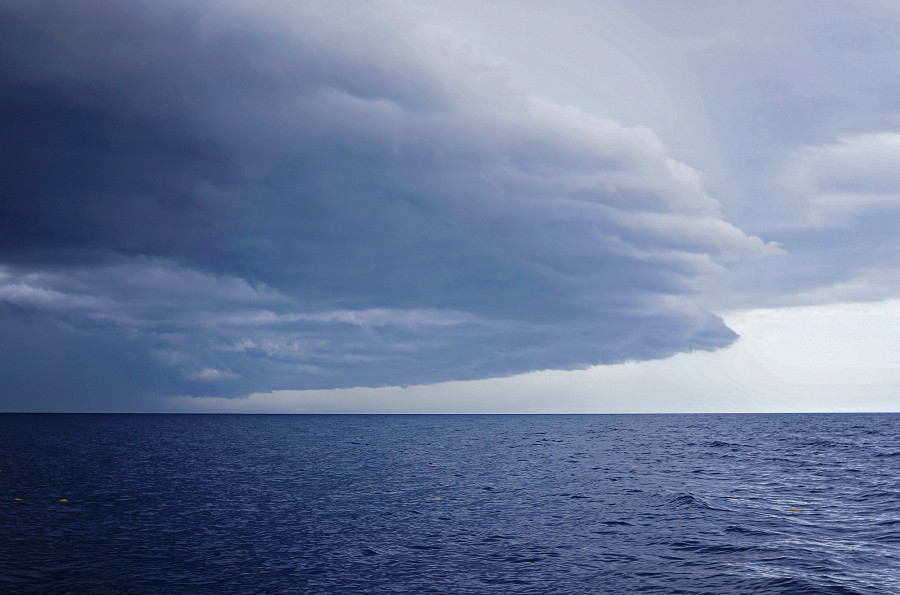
[1,414,898,594]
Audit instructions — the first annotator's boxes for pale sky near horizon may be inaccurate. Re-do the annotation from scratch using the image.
[3,0,900,412]
[172,299,900,413]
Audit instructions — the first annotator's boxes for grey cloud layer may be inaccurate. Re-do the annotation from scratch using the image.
[0,0,775,409]
[629,0,900,309]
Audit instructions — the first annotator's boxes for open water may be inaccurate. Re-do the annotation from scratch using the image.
[1,413,898,594]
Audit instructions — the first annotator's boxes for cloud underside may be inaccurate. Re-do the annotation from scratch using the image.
[0,0,775,407]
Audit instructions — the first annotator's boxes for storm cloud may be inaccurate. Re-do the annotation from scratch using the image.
[0,0,777,410]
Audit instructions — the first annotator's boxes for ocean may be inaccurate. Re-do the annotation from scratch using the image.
[1,413,898,594]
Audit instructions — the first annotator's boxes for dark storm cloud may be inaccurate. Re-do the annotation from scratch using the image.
[0,0,776,409]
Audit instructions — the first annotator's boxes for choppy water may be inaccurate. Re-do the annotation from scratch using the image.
[1,413,898,594]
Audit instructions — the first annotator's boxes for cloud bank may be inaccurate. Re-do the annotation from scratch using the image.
[0,0,776,410]
[173,299,900,414]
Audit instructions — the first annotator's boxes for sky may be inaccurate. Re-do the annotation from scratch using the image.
[2,0,900,413]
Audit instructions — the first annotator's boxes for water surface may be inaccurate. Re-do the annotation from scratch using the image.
[1,413,898,593]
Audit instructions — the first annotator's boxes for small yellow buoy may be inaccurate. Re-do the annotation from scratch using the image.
[13,498,23,501]
[58,499,68,503]
[433,496,443,500]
